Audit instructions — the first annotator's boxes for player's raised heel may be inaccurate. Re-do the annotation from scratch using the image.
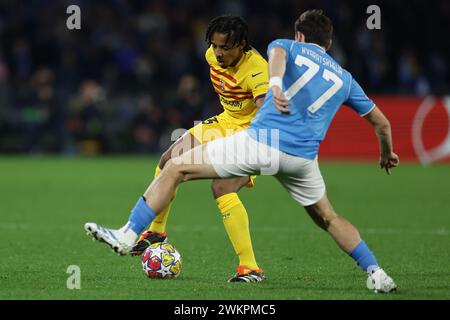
[228,265,266,283]
[366,268,397,293]
[84,222,132,255]
[130,230,168,256]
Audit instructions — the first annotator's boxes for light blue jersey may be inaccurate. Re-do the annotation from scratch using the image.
[249,39,375,159]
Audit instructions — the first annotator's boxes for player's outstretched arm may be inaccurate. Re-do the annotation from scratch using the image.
[363,106,400,175]
[268,47,291,114]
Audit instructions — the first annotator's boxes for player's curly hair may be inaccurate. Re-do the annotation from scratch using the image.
[205,15,251,52]
[295,9,333,49]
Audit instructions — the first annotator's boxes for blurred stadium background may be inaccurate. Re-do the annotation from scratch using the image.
[0,0,449,161]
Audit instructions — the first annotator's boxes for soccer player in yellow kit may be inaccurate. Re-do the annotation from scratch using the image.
[131,15,269,282]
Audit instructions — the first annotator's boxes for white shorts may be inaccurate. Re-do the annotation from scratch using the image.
[206,131,326,206]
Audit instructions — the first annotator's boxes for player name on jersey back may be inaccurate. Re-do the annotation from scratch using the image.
[300,46,343,76]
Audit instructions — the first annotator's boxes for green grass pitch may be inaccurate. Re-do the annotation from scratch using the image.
[0,156,449,300]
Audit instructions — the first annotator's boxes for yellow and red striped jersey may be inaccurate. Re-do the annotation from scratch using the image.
[206,46,269,125]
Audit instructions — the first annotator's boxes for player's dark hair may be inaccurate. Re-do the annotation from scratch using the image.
[295,9,333,48]
[205,15,251,52]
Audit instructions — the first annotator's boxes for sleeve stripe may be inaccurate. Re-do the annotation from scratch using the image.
[360,104,376,117]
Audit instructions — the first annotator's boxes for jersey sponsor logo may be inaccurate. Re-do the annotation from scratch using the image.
[220,96,243,109]
[251,72,263,77]
[412,96,450,164]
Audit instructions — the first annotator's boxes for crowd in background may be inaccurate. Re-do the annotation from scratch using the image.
[0,0,449,154]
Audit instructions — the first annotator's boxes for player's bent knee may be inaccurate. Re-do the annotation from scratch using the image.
[211,178,248,198]
[211,180,231,198]
[159,148,172,169]
[163,159,186,183]
[159,134,198,169]
[165,158,203,183]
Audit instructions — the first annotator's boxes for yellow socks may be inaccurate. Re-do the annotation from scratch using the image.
[148,166,177,234]
[216,193,259,270]
[148,167,259,271]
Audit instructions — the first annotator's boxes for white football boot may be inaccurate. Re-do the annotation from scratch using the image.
[84,222,137,255]
[366,268,397,293]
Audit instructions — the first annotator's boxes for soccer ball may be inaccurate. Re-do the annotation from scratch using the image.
[141,242,182,279]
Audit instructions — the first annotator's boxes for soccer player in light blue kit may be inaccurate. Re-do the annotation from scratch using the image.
[86,10,399,292]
